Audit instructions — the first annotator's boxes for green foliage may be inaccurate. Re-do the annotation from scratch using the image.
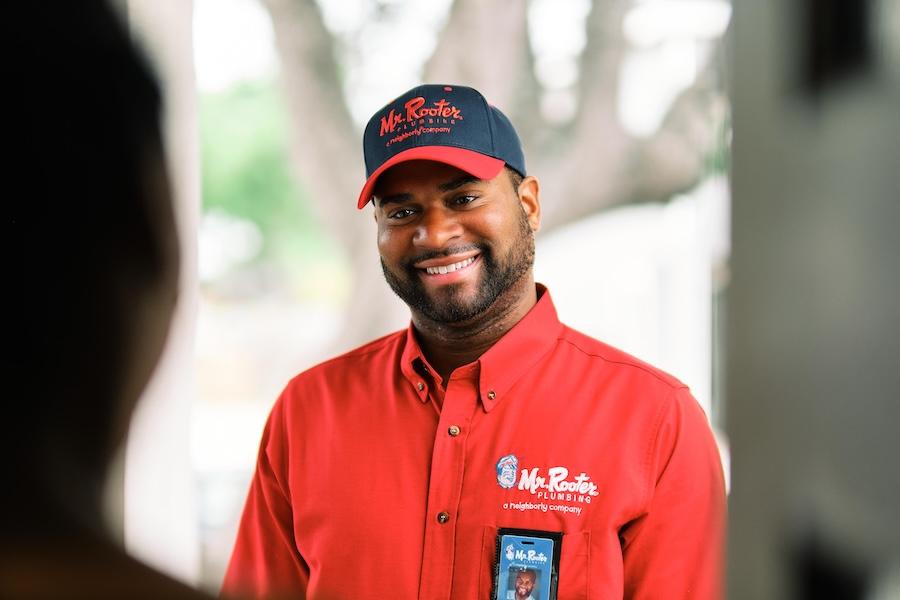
[200,79,333,265]
[705,115,731,176]
[199,79,349,300]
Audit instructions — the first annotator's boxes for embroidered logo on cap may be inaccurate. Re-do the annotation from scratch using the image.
[378,96,464,147]
[496,454,519,489]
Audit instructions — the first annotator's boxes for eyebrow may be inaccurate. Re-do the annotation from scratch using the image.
[375,193,412,208]
[375,175,483,208]
[438,174,482,192]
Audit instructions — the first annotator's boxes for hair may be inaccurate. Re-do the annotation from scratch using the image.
[505,165,524,193]
[4,1,173,482]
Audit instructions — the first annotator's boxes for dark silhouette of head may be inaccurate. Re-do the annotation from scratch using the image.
[4,0,179,533]
[1,3,218,597]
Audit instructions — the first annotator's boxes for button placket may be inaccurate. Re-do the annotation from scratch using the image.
[417,371,479,599]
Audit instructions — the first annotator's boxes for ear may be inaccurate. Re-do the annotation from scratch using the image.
[517,175,541,233]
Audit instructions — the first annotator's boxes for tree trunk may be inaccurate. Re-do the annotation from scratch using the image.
[262,0,726,348]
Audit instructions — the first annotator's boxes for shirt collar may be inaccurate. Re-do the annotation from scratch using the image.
[400,284,564,412]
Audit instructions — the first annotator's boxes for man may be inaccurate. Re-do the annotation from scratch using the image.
[224,84,725,599]
[513,569,537,600]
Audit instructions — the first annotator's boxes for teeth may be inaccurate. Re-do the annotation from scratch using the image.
[426,256,475,275]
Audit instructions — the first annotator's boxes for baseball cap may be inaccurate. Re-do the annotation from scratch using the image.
[357,84,526,209]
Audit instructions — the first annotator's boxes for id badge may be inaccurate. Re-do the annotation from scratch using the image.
[493,528,562,600]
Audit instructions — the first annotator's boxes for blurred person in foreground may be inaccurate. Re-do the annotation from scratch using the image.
[1,2,208,598]
[224,85,726,599]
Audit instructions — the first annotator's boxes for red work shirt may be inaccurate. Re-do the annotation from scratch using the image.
[223,287,725,599]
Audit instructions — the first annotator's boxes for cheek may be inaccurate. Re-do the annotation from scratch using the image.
[475,207,519,243]
[462,207,504,239]
[377,227,400,259]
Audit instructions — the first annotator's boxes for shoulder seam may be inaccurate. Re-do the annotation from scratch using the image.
[291,330,404,378]
[556,336,687,390]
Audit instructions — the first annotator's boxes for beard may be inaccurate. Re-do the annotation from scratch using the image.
[380,209,535,324]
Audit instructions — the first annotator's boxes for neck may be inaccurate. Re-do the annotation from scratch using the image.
[411,276,537,384]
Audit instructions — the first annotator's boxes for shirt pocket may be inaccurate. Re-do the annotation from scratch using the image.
[478,526,591,600]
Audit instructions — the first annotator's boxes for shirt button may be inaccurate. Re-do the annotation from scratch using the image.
[417,381,425,391]
[448,425,461,437]
[436,511,450,524]
[487,390,496,401]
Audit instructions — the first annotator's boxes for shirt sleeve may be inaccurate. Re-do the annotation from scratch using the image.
[222,398,310,599]
[620,386,726,600]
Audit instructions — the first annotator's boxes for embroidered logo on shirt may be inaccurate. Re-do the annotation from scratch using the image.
[517,466,600,499]
[495,454,519,489]
[496,456,600,517]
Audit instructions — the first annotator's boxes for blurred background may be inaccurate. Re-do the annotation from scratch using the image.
[113,0,900,598]
[120,0,731,592]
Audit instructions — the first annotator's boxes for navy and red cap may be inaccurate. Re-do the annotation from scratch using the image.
[357,84,526,209]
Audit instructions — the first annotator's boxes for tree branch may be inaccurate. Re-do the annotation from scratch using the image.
[535,0,631,232]
[627,78,727,203]
[537,0,725,233]
[424,0,539,130]
[261,0,368,255]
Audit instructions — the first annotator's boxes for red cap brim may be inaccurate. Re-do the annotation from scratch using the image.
[357,146,505,209]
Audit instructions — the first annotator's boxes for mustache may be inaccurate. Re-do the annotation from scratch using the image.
[403,243,486,269]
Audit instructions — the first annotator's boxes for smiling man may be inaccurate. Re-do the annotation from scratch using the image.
[513,569,537,600]
[224,85,726,600]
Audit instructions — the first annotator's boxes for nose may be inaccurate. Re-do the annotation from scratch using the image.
[413,206,463,249]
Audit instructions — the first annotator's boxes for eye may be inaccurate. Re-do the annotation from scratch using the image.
[452,194,478,206]
[387,207,417,220]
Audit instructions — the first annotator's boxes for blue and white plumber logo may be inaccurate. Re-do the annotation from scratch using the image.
[496,454,519,489]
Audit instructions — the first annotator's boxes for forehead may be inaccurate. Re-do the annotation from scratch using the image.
[516,571,536,581]
[373,160,482,196]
